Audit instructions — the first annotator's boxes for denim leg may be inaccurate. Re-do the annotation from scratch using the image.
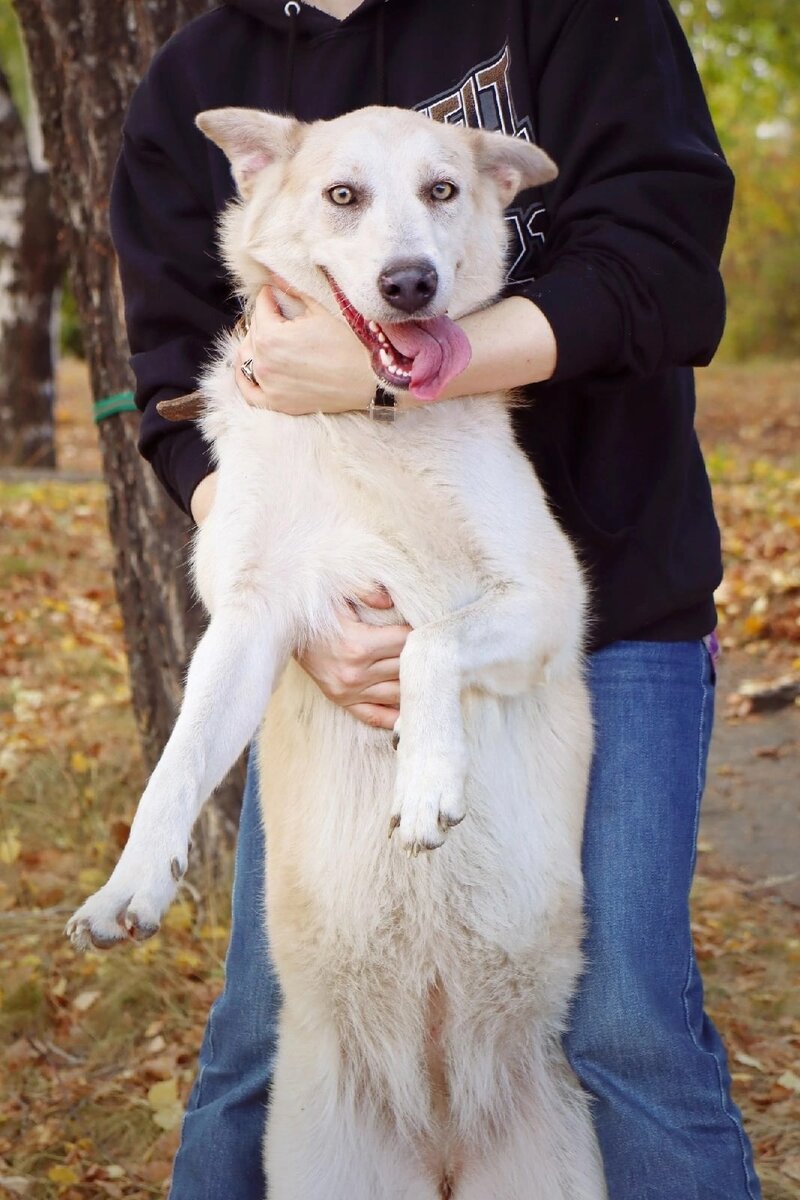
[565,640,761,1200]
[169,752,280,1200]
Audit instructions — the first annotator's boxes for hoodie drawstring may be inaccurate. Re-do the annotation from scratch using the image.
[375,2,387,105]
[283,2,388,112]
[283,1,300,111]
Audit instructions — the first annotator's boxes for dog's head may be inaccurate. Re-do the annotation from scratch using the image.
[197,105,556,400]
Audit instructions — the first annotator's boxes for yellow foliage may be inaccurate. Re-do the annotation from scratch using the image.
[70,751,91,774]
[47,1165,79,1185]
[0,829,21,864]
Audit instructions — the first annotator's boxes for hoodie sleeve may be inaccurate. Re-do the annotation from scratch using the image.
[510,0,735,385]
[110,44,238,515]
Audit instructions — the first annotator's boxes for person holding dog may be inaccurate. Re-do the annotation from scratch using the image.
[110,0,762,1196]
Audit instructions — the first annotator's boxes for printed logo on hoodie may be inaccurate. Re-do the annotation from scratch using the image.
[416,43,547,286]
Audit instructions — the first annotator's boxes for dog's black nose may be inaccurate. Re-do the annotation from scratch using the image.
[378,260,439,314]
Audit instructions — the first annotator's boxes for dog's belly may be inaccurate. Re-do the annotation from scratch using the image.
[258,660,590,1134]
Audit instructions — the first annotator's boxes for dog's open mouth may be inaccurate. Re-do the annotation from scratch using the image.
[324,273,472,402]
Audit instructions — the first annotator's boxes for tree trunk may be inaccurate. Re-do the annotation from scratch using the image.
[0,64,61,467]
[11,0,244,848]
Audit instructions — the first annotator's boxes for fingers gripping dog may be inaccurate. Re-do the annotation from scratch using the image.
[66,107,606,1200]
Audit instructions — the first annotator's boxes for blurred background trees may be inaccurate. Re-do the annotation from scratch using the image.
[0,33,61,467]
[678,0,800,359]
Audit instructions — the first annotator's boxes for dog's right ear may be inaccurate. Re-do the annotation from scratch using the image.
[196,108,302,199]
[471,129,558,207]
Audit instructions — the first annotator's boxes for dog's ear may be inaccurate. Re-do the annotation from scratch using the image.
[196,108,302,198]
[471,130,557,206]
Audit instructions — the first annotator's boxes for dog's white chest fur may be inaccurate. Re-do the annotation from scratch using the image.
[196,392,507,629]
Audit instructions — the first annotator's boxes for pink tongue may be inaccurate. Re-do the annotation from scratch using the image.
[382,316,472,401]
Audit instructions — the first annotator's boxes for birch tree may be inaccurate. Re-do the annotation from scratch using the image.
[11,0,243,837]
[0,61,60,467]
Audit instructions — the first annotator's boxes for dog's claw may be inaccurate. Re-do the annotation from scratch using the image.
[64,918,88,951]
[388,814,400,839]
[124,911,160,942]
[391,730,400,751]
[171,857,186,882]
[65,916,125,953]
[91,927,125,950]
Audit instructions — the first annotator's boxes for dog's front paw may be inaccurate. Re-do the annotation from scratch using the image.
[390,745,467,856]
[65,845,189,952]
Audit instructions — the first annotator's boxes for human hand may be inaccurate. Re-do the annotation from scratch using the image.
[235,284,376,415]
[190,472,218,525]
[297,587,411,729]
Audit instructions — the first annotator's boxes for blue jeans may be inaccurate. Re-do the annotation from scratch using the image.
[169,640,761,1199]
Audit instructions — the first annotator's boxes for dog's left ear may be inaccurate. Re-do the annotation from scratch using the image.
[196,108,302,198]
[471,130,558,206]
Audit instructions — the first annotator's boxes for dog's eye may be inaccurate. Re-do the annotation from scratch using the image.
[328,185,357,207]
[430,181,458,202]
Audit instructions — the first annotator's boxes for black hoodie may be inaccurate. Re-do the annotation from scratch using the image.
[110,0,734,651]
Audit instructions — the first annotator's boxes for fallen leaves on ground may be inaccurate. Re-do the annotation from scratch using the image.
[691,862,800,1200]
[696,363,800,695]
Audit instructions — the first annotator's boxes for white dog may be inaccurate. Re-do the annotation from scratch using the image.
[67,105,606,1199]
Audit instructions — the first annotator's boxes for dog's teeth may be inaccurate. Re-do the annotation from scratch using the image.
[380,348,393,367]
[377,332,387,344]
[368,321,379,332]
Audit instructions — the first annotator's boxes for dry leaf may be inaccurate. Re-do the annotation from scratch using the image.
[0,831,22,865]
[73,990,100,1013]
[147,1078,184,1131]
[47,1165,79,1185]
[0,1178,32,1196]
[70,751,91,774]
[734,1051,764,1072]
[147,1079,178,1109]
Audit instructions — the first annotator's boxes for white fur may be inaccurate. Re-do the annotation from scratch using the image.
[67,107,606,1198]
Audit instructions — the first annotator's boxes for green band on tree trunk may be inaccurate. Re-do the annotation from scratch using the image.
[93,391,138,423]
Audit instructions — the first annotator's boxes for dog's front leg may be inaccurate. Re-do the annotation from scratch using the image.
[391,581,576,854]
[66,602,285,949]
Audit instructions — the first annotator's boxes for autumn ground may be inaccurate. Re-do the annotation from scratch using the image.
[1,359,798,1199]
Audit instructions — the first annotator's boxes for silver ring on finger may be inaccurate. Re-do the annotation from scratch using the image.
[241,357,258,387]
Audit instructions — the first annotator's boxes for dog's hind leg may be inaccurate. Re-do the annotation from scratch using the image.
[66,601,286,950]
[456,1064,607,1200]
[266,1017,441,1200]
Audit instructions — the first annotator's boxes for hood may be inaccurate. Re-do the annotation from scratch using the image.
[222,0,390,110]
[223,0,388,36]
